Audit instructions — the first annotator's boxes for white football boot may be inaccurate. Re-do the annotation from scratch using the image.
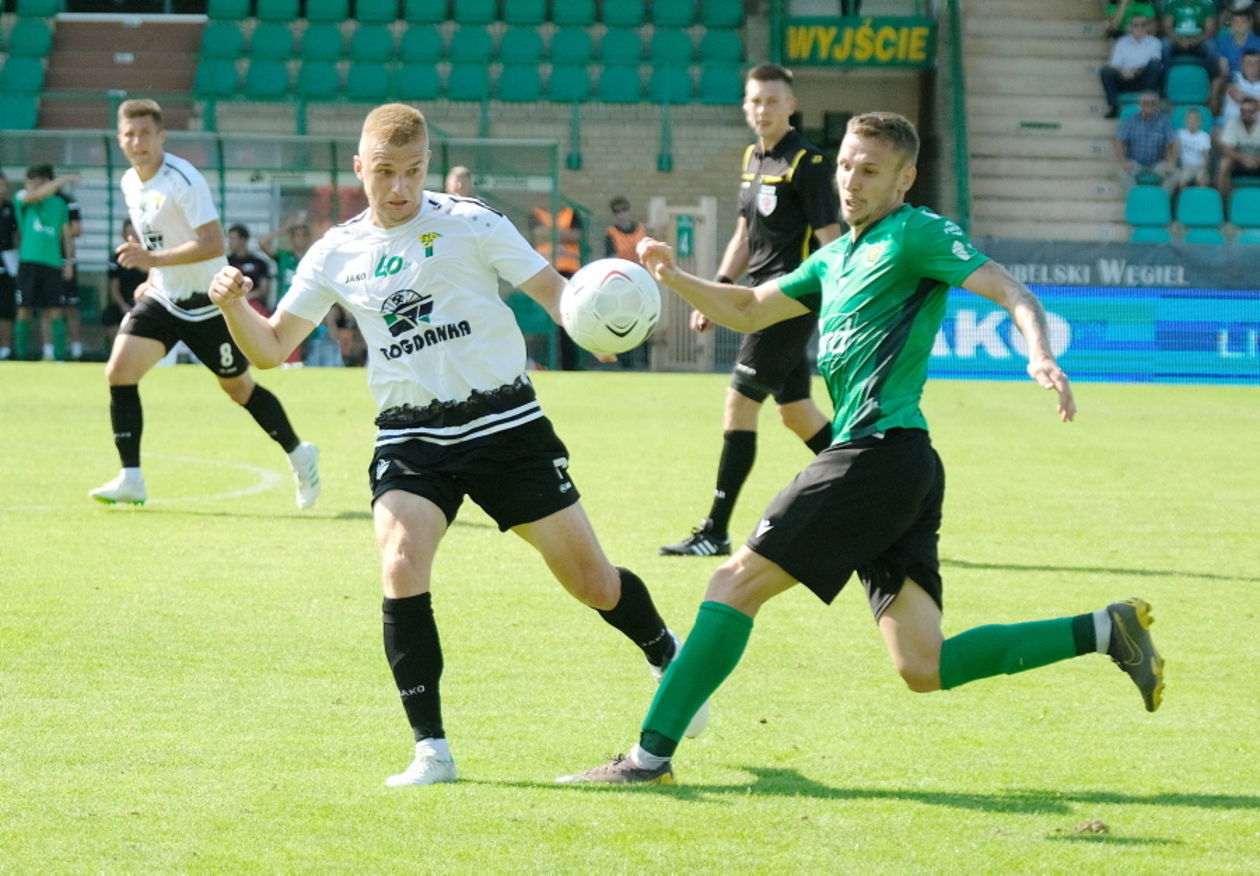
[385,738,458,787]
[89,469,147,506]
[287,442,321,509]
[650,630,711,738]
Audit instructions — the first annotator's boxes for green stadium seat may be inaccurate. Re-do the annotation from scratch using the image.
[1117,104,1140,122]
[243,59,291,98]
[355,0,399,23]
[698,29,743,64]
[1130,226,1172,243]
[499,27,543,63]
[502,0,545,25]
[396,61,441,98]
[1229,189,1260,227]
[297,59,342,97]
[1166,65,1209,104]
[648,65,692,104]
[599,27,640,64]
[1184,227,1225,245]
[602,0,643,27]
[649,29,692,65]
[652,0,694,27]
[1235,227,1260,244]
[1170,103,1212,130]
[194,58,240,96]
[399,26,443,62]
[551,27,593,64]
[207,0,251,18]
[301,23,344,61]
[8,19,53,57]
[0,56,45,93]
[350,24,394,62]
[551,0,594,26]
[446,62,490,100]
[1117,91,1142,106]
[449,26,494,62]
[1176,186,1224,226]
[201,21,246,59]
[452,0,496,23]
[16,0,61,16]
[306,0,349,22]
[256,0,300,22]
[700,0,743,27]
[345,60,393,99]
[697,64,742,105]
[1233,176,1260,188]
[403,0,447,23]
[1125,185,1172,226]
[598,65,641,103]
[250,22,295,60]
[496,63,542,101]
[0,94,39,130]
[547,64,590,102]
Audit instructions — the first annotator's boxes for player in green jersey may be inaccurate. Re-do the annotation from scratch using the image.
[558,112,1164,786]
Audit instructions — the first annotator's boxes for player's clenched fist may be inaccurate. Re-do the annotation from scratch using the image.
[209,265,253,307]
[635,236,675,280]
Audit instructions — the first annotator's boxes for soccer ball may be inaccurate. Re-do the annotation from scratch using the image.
[559,258,661,356]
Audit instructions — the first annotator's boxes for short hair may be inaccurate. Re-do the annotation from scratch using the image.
[362,103,428,149]
[746,63,793,88]
[609,195,630,211]
[25,163,54,181]
[228,223,250,238]
[118,98,163,128]
[846,112,921,165]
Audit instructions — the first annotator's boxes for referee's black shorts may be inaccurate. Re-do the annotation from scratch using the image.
[746,428,944,618]
[730,311,816,405]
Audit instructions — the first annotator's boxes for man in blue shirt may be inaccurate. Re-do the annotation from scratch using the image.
[1114,91,1176,191]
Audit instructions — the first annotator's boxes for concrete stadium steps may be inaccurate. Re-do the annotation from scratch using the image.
[971,218,1129,242]
[966,36,1105,59]
[968,113,1117,139]
[972,176,1121,202]
[970,134,1114,160]
[975,197,1123,224]
[970,0,1100,21]
[967,58,1104,98]
[965,16,1105,41]
[975,155,1118,179]
[969,94,1111,121]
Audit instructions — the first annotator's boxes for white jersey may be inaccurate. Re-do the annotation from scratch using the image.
[120,152,227,320]
[280,192,552,445]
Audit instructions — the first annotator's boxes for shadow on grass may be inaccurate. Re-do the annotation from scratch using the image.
[138,508,495,529]
[1045,835,1183,846]
[942,557,1259,584]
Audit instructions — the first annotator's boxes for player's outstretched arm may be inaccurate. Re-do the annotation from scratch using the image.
[637,236,807,333]
[517,264,567,324]
[962,260,1077,422]
[210,266,314,369]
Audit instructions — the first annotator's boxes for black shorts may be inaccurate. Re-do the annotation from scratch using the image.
[747,428,944,617]
[369,415,581,531]
[0,272,15,320]
[119,294,250,377]
[730,311,816,405]
[17,263,66,310]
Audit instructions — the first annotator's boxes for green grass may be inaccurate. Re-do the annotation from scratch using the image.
[2,363,1258,873]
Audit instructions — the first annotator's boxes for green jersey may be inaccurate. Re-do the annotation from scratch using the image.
[778,204,988,442]
[13,192,69,268]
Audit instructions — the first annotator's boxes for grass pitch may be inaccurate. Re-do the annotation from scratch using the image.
[2,363,1258,873]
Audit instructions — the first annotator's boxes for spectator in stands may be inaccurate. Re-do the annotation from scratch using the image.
[102,219,147,348]
[529,203,584,370]
[1104,0,1159,39]
[604,196,646,262]
[259,214,315,365]
[1162,0,1221,81]
[444,165,474,197]
[1221,50,1260,123]
[1216,95,1260,198]
[1173,107,1214,192]
[227,223,273,315]
[1114,91,1177,190]
[1101,14,1164,118]
[13,165,76,362]
[0,171,18,360]
[1216,8,1260,83]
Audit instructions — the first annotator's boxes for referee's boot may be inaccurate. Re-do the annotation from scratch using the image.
[89,469,147,506]
[659,519,730,557]
[1105,597,1165,712]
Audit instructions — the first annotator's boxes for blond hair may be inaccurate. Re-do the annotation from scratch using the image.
[847,112,920,166]
[117,98,163,128]
[361,103,428,149]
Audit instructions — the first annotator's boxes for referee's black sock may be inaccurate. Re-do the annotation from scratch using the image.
[706,430,756,537]
[242,385,301,453]
[109,384,143,468]
[383,593,446,742]
[596,568,673,667]
[805,424,832,455]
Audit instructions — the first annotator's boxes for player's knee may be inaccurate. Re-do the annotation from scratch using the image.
[222,379,252,404]
[565,561,620,610]
[894,658,941,693]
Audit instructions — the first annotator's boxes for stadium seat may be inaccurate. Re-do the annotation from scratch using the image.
[250,22,295,60]
[0,56,45,93]
[200,21,246,60]
[350,24,395,62]
[300,23,344,61]
[1130,226,1172,243]
[698,29,744,64]
[1166,65,1210,105]
[193,58,240,97]
[355,0,399,23]
[305,0,349,22]
[602,0,644,27]
[1184,227,1226,245]
[698,64,742,105]
[550,27,593,64]
[1230,189,1260,227]
[599,28,641,64]
[449,26,494,63]
[399,27,443,62]
[346,61,393,99]
[1125,185,1172,226]
[648,66,692,104]
[243,59,291,98]
[1117,104,1140,122]
[16,0,61,16]
[452,0,496,23]
[1176,186,1224,226]
[395,61,441,99]
[256,0,300,22]
[649,29,693,66]
[496,63,542,101]
[499,28,544,64]
[547,64,590,102]
[551,0,594,25]
[446,62,490,100]
[1170,104,1212,130]
[403,0,447,23]
[652,0,694,27]
[597,65,642,103]
[700,0,744,27]
[1235,227,1260,244]
[207,0,250,18]
[297,59,341,98]
[8,19,53,57]
[0,94,39,129]
[503,0,546,25]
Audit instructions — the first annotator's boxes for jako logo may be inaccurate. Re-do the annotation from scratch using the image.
[933,309,1071,358]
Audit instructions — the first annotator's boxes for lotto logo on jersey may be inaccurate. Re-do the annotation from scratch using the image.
[381,289,434,336]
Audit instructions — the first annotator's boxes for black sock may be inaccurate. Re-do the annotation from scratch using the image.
[706,430,756,537]
[242,385,300,453]
[109,384,142,468]
[383,593,445,741]
[596,568,673,667]
[805,424,831,455]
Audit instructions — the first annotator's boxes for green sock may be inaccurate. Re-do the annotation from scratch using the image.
[639,601,753,758]
[939,614,1095,690]
[13,319,29,360]
[51,317,67,360]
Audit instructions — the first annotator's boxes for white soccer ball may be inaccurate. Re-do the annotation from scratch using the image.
[559,258,661,356]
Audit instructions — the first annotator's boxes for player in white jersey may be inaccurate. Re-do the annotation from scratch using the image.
[88,99,320,510]
[209,103,708,787]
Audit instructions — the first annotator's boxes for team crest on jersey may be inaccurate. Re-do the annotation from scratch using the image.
[756,183,777,216]
[418,231,441,257]
[864,241,887,264]
[381,289,435,336]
